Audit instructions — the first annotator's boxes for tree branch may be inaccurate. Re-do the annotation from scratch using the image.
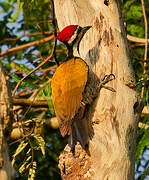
[2,33,149,57]
[12,98,49,107]
[12,51,54,96]
[50,0,59,66]
[0,31,52,44]
[0,36,54,57]
[140,0,148,97]
[127,34,149,44]
[142,106,149,115]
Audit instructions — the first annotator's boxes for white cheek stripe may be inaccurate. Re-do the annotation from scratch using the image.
[68,26,79,44]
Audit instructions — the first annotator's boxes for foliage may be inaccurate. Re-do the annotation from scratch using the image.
[138,166,149,180]
[124,0,149,179]
[136,126,149,162]
[124,0,149,105]
[0,0,66,179]
[0,0,149,179]
[11,131,46,180]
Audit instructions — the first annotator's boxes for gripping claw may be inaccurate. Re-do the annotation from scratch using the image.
[100,74,116,92]
[102,74,115,84]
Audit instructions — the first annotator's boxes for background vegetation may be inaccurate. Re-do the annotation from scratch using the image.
[0,0,149,179]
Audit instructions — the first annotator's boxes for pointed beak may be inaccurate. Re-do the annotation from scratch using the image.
[77,26,92,55]
[82,26,92,34]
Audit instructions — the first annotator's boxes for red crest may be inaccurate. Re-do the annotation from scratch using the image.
[56,25,78,43]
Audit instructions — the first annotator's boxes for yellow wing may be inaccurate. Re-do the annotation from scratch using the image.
[51,58,88,136]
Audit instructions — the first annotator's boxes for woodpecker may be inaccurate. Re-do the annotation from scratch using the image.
[51,25,115,151]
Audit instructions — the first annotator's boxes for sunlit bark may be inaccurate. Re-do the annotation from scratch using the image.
[0,62,15,180]
[54,0,143,179]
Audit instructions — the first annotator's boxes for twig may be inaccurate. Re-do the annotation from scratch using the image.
[38,65,57,73]
[29,107,49,112]
[130,43,148,48]
[9,122,35,145]
[129,46,149,66]
[123,0,135,13]
[50,0,59,66]
[0,31,52,44]
[142,106,149,115]
[127,34,149,44]
[36,20,52,33]
[0,36,54,57]
[12,98,49,107]
[140,0,148,97]
[138,122,149,129]
[12,50,53,96]
[14,111,25,139]
[12,2,59,96]
[14,88,35,98]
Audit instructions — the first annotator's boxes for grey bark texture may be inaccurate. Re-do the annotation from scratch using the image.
[54,0,143,179]
[0,62,15,180]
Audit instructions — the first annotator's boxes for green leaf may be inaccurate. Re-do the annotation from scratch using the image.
[127,24,144,38]
[48,97,54,114]
[136,128,149,162]
[12,141,28,166]
[19,155,32,174]
[44,82,54,113]
[36,89,46,99]
[32,134,45,156]
[35,82,54,113]
[44,82,51,97]
[9,0,24,23]
[146,91,149,105]
[124,0,135,9]
[36,82,51,99]
[138,166,149,180]
[125,5,143,21]
[10,62,31,73]
[11,74,38,89]
[28,161,37,180]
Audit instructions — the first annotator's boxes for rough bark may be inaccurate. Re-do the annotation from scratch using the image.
[0,62,15,180]
[54,0,143,180]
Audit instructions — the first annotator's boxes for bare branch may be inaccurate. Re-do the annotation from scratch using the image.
[12,53,53,96]
[0,31,52,44]
[138,122,149,129]
[50,0,59,66]
[127,34,149,44]
[142,106,149,115]
[12,98,49,107]
[0,36,54,57]
[140,0,148,97]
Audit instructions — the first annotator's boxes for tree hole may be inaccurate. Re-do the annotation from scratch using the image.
[104,0,109,6]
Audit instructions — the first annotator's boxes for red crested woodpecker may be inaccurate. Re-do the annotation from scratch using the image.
[51,25,115,151]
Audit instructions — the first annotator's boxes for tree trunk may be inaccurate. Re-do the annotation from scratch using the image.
[0,62,15,180]
[54,0,143,179]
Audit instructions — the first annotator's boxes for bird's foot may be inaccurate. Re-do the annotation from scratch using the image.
[99,74,116,92]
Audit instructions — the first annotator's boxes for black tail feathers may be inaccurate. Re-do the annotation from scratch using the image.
[68,117,88,152]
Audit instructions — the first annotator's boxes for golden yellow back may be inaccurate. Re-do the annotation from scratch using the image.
[51,58,88,136]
